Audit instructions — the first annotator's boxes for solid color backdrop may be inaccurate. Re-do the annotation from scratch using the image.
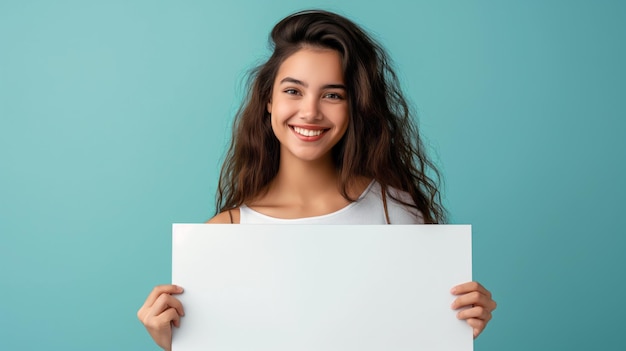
[1,0,624,350]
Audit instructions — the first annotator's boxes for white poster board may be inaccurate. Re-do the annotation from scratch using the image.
[172,224,472,351]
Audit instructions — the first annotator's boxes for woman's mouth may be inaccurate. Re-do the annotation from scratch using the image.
[292,126,327,136]
[289,125,330,141]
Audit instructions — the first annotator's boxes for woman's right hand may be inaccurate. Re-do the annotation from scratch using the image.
[137,285,185,351]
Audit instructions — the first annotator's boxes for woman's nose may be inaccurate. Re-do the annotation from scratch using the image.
[299,96,322,121]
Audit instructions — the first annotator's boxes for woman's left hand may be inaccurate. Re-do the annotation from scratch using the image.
[450,281,497,339]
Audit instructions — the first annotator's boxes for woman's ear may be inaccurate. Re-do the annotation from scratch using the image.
[267,100,272,114]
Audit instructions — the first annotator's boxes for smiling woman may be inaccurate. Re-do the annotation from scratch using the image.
[136,9,497,350]
[212,9,450,224]
[268,48,349,163]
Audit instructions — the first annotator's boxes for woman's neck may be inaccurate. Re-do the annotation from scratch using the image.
[246,151,371,218]
[271,153,339,203]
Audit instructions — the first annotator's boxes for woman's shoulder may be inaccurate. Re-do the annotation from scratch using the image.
[371,181,425,224]
[206,208,241,224]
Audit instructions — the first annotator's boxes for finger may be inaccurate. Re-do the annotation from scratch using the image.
[466,318,486,339]
[451,291,492,310]
[145,307,181,331]
[142,285,184,310]
[149,293,185,318]
[456,306,492,322]
[165,308,182,328]
[451,281,491,298]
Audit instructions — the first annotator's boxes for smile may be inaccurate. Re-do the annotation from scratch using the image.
[291,126,329,137]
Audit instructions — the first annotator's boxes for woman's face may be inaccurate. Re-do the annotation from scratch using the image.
[267,47,349,164]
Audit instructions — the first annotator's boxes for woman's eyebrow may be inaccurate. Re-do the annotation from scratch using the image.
[280,77,346,90]
[280,77,307,86]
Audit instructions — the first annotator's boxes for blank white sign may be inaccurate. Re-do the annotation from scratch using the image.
[172,224,472,351]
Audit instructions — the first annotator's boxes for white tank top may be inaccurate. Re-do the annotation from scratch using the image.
[239,181,424,224]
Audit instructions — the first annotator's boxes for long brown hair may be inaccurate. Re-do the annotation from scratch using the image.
[216,10,446,223]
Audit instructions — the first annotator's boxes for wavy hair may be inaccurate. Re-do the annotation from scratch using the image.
[216,10,446,223]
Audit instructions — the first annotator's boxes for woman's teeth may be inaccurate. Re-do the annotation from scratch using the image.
[293,126,325,137]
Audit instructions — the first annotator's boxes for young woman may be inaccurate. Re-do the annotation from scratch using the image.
[137,10,497,350]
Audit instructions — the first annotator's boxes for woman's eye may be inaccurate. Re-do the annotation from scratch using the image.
[284,89,300,95]
[324,92,344,100]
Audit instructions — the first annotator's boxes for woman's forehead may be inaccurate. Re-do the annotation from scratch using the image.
[274,48,344,86]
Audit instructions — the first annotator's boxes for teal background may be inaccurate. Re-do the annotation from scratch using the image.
[1,0,624,350]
